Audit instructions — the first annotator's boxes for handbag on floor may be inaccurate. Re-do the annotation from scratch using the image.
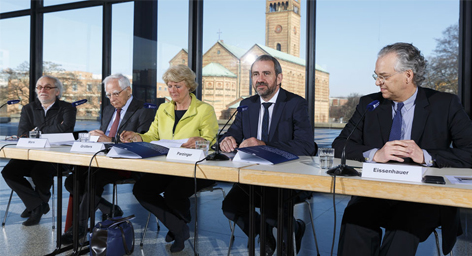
[89,215,135,256]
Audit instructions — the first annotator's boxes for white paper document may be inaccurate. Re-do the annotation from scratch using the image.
[233,151,273,165]
[151,139,188,148]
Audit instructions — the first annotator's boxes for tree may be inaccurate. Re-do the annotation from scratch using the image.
[329,93,361,122]
[424,24,458,94]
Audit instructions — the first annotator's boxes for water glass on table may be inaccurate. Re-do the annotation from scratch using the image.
[29,130,41,138]
[79,133,90,142]
[195,140,210,156]
[319,148,335,169]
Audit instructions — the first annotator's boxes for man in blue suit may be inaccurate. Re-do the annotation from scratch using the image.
[333,43,472,255]
[220,55,316,255]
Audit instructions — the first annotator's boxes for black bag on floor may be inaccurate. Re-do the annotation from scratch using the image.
[89,215,135,256]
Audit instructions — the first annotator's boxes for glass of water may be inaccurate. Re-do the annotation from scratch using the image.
[195,140,210,156]
[79,133,90,142]
[29,130,41,138]
[319,148,335,169]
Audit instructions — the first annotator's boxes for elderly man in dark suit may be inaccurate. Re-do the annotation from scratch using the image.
[220,55,316,255]
[2,75,76,226]
[61,73,154,244]
[333,43,472,256]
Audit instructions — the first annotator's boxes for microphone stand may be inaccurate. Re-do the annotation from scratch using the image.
[206,107,246,161]
[327,100,379,176]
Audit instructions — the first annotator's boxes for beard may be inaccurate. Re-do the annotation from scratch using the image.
[254,81,277,98]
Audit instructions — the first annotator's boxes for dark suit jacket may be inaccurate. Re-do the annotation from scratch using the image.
[332,86,472,254]
[100,97,155,138]
[223,88,315,156]
[18,98,77,137]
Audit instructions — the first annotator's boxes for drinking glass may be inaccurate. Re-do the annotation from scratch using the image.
[319,148,335,169]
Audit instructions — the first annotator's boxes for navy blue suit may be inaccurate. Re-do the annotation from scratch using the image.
[333,87,472,255]
[221,88,315,236]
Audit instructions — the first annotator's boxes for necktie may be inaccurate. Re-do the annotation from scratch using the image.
[389,102,404,141]
[261,103,273,142]
[108,108,122,138]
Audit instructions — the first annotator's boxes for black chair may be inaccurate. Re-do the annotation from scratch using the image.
[226,192,320,256]
[139,182,233,253]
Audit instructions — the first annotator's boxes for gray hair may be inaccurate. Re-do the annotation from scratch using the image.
[250,55,283,76]
[162,65,198,92]
[38,75,63,98]
[103,73,131,90]
[378,42,427,87]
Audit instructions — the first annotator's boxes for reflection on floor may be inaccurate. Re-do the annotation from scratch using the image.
[0,158,470,255]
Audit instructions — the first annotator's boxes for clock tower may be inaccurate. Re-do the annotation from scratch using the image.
[265,0,301,57]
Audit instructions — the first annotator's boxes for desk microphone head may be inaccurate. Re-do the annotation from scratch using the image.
[7,99,20,105]
[72,99,88,107]
[144,103,158,109]
[237,105,248,112]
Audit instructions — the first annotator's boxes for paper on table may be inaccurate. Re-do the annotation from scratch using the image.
[446,175,472,185]
[151,139,188,148]
[233,151,273,165]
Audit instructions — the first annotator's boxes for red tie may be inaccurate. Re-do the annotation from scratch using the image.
[108,108,121,138]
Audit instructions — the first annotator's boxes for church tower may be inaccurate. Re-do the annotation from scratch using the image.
[265,0,301,57]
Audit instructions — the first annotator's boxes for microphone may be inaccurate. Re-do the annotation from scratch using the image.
[0,99,20,109]
[206,105,248,161]
[114,103,157,144]
[35,99,88,132]
[72,99,87,107]
[144,103,158,109]
[327,100,380,176]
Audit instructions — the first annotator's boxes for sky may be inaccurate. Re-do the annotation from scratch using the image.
[0,0,460,98]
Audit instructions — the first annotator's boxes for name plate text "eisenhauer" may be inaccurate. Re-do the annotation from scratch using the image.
[362,162,426,182]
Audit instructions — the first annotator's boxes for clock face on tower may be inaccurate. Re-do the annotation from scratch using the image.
[275,25,282,33]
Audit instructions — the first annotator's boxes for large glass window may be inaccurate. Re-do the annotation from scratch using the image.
[44,0,87,6]
[156,0,188,99]
[111,2,134,77]
[319,0,459,147]
[0,0,30,12]
[0,16,30,126]
[43,7,102,122]
[203,0,308,121]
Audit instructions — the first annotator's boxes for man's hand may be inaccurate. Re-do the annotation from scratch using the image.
[220,136,238,152]
[181,137,206,149]
[89,130,112,142]
[120,131,143,143]
[373,140,424,164]
[239,137,266,148]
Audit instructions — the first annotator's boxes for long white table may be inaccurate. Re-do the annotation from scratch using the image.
[2,143,472,256]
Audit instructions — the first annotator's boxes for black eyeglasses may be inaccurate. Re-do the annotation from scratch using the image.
[36,86,57,91]
[106,88,126,98]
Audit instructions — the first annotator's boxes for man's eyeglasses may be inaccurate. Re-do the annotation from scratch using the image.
[36,86,57,91]
[372,71,401,83]
[106,88,126,98]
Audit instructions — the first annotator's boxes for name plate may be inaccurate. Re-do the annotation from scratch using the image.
[16,138,50,148]
[362,162,426,182]
[166,148,206,162]
[71,142,105,153]
[41,133,74,143]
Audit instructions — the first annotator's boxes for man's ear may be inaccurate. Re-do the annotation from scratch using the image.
[277,73,283,86]
[405,69,414,84]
